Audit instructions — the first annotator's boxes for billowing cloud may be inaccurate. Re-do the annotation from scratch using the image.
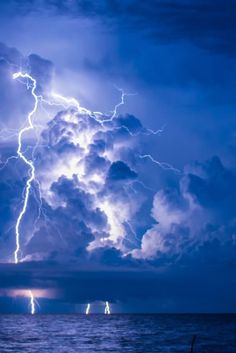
[27,106,147,260]
[134,156,236,262]
[0,42,236,312]
[0,44,152,262]
[1,43,236,268]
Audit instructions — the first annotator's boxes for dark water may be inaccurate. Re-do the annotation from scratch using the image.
[0,314,235,352]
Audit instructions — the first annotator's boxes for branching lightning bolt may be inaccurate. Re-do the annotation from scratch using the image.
[139,154,181,174]
[13,72,38,264]
[12,71,39,314]
[8,68,179,315]
[109,86,135,121]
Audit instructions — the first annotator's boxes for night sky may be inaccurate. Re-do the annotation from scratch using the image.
[0,0,236,313]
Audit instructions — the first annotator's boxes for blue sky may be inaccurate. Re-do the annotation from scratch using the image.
[0,0,236,313]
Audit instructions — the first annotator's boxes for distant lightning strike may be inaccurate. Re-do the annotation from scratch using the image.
[29,290,36,315]
[86,303,90,315]
[104,301,111,315]
[86,302,111,315]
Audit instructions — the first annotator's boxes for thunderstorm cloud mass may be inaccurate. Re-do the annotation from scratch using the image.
[0,0,236,314]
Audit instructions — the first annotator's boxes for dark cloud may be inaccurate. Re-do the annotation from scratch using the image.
[135,156,236,262]
[116,115,143,129]
[186,156,236,221]
[84,152,108,175]
[107,161,137,181]
[0,42,54,131]
[28,54,54,95]
[1,1,236,54]
[0,43,30,129]
[0,259,235,312]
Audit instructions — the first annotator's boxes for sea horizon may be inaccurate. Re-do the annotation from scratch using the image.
[0,313,235,352]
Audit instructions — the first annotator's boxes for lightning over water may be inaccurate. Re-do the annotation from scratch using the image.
[29,290,36,315]
[0,2,234,350]
[104,301,111,315]
[85,303,90,315]
[8,67,178,315]
[10,72,39,314]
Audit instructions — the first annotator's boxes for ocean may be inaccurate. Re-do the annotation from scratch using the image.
[0,314,235,352]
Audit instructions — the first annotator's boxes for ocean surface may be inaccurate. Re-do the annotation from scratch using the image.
[0,314,235,353]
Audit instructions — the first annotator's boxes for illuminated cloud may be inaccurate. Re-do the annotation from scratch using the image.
[134,156,236,260]
[0,44,149,262]
[1,42,236,268]
[0,41,236,312]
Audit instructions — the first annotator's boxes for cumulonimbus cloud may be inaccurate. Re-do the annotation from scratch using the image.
[0,43,235,277]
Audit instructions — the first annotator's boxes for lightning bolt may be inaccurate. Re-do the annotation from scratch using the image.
[139,154,181,174]
[13,72,38,264]
[11,72,120,315]
[109,86,136,121]
[29,290,36,315]
[0,155,18,171]
[85,303,90,315]
[9,68,178,315]
[12,71,39,313]
[104,301,111,315]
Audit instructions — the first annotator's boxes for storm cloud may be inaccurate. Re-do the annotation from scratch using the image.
[0,5,235,313]
[1,0,236,54]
